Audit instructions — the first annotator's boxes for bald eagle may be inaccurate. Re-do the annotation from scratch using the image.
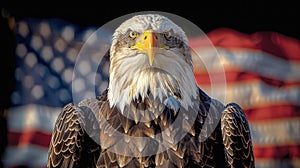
[47,14,255,168]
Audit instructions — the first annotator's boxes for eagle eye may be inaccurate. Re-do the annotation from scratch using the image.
[129,31,138,39]
[163,29,174,40]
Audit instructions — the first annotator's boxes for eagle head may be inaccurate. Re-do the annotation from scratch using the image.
[108,14,199,113]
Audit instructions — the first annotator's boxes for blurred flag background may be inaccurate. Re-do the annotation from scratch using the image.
[0,6,299,168]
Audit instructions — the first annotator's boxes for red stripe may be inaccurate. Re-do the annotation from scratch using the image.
[244,104,300,122]
[254,144,300,159]
[194,70,226,86]
[189,28,300,60]
[8,130,51,148]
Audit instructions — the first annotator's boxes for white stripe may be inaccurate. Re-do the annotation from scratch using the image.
[201,80,300,108]
[7,104,61,132]
[192,47,300,81]
[3,145,48,167]
[250,119,300,145]
[255,159,300,168]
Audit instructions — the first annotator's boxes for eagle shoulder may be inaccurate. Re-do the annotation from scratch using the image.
[47,98,101,168]
[221,103,255,168]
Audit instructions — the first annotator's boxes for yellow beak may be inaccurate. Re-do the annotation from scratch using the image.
[131,30,158,66]
[144,30,157,66]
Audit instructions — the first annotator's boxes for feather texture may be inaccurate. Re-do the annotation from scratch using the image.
[48,89,255,167]
[221,103,255,167]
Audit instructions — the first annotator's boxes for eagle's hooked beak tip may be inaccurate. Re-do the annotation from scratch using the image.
[144,30,157,66]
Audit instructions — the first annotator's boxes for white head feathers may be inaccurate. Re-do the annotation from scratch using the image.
[108,14,198,112]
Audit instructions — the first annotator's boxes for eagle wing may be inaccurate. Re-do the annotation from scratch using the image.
[47,98,101,168]
[221,103,255,167]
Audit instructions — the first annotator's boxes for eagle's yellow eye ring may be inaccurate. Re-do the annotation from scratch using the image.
[129,31,137,39]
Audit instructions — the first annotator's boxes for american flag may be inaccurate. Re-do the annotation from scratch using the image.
[2,17,300,168]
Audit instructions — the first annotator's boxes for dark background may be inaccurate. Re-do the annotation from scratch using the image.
[3,2,300,39]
